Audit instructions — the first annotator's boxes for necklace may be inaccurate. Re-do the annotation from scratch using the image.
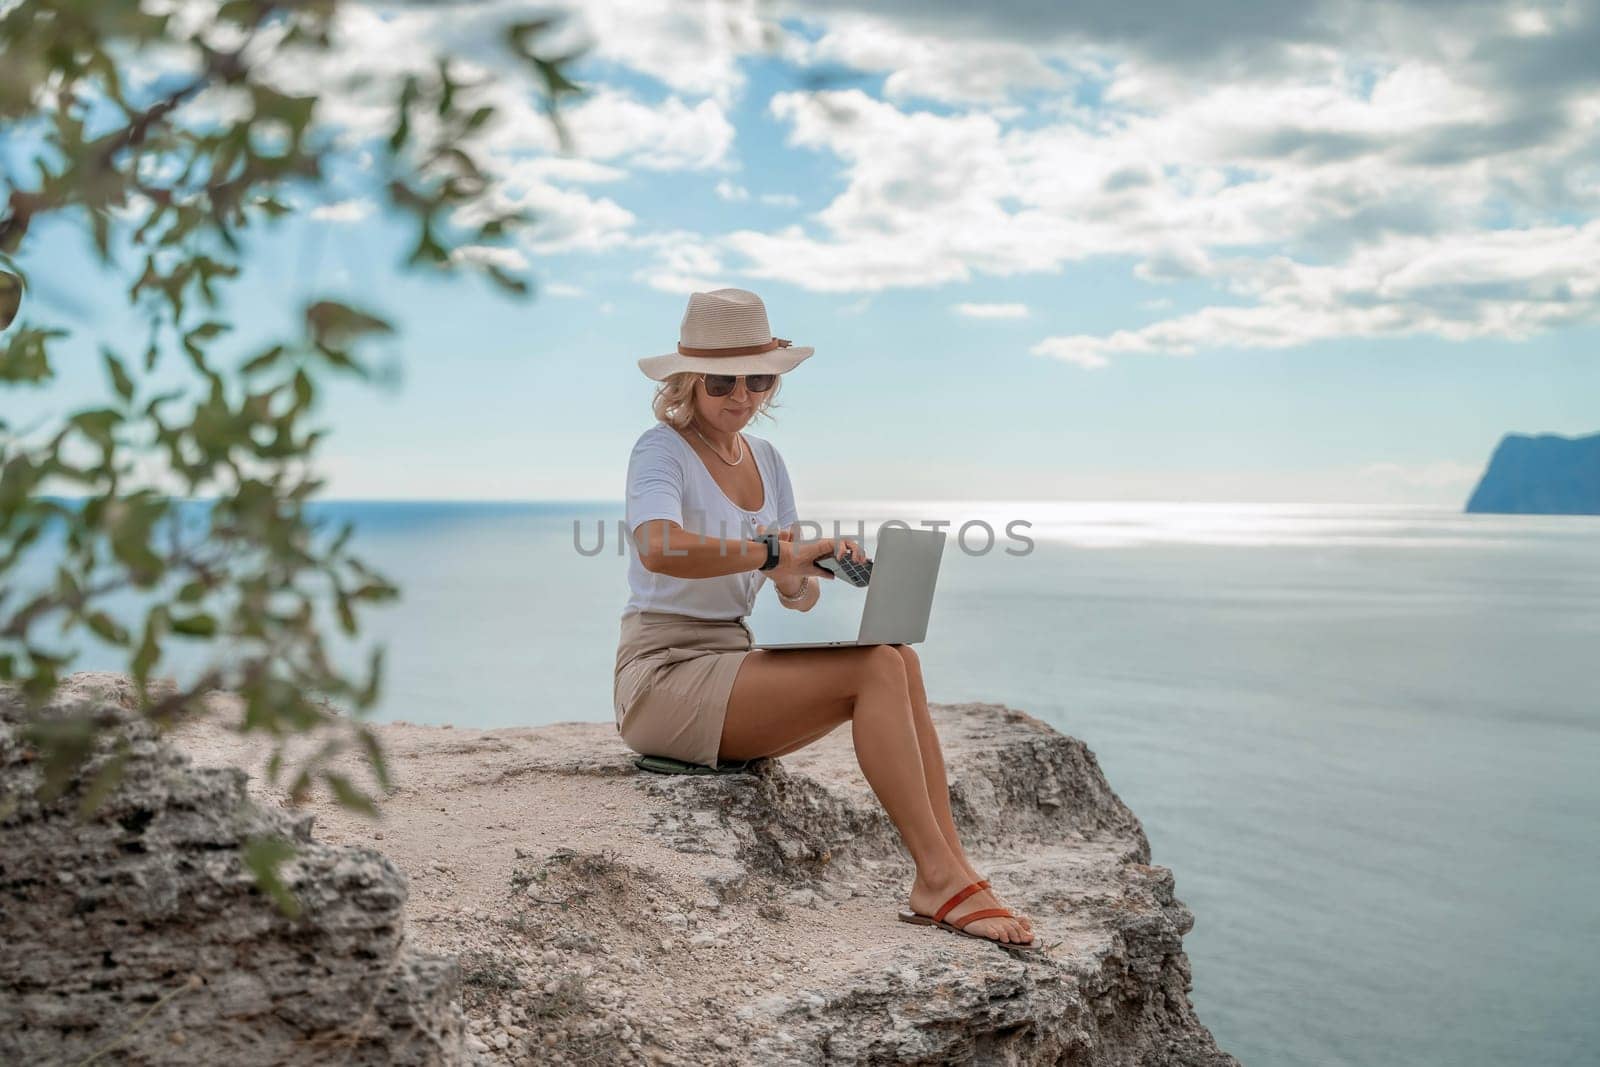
[690,424,744,466]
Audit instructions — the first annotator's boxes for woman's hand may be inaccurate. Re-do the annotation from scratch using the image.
[762,527,870,586]
[757,523,808,595]
[766,532,834,584]
[756,522,869,566]
[756,522,794,545]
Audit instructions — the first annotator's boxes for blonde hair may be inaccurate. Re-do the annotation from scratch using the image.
[651,372,784,430]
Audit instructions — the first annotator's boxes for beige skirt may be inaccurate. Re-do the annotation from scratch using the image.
[613,610,754,769]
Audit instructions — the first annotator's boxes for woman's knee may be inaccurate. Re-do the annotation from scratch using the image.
[846,644,910,707]
[863,642,909,679]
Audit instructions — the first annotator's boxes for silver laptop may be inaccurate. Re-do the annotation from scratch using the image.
[752,526,945,650]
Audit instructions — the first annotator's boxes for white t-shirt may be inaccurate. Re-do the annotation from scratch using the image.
[623,422,798,621]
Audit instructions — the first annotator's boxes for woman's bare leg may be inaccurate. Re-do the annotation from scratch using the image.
[892,644,1031,930]
[720,645,1031,945]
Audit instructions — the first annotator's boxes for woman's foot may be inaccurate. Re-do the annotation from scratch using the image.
[908,870,1035,946]
[955,860,1033,931]
[974,877,1034,932]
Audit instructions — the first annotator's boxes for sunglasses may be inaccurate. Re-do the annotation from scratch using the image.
[701,373,777,398]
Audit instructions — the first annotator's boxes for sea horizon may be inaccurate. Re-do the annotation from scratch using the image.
[13,499,1599,1064]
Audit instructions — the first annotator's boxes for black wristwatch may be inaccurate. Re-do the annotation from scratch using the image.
[755,532,781,571]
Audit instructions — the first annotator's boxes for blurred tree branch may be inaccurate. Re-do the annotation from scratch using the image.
[0,0,589,912]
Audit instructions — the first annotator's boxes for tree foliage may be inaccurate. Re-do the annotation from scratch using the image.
[0,0,586,909]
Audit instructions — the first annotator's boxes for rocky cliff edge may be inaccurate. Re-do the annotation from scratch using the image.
[1,672,1235,1066]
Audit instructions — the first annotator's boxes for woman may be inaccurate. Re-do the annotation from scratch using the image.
[614,288,1038,952]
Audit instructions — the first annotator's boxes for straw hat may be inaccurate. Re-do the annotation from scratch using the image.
[637,288,814,381]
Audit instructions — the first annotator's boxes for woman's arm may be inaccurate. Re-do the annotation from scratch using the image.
[774,572,820,611]
[632,520,768,579]
[759,522,820,611]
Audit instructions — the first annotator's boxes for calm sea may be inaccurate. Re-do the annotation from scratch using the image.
[33,500,1600,1065]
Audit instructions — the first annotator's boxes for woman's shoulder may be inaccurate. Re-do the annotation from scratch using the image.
[627,424,689,476]
[633,422,683,451]
[743,430,784,466]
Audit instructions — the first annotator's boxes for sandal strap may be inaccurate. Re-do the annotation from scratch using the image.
[949,906,1014,930]
[933,880,987,924]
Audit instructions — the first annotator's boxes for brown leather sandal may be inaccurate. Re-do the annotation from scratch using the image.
[976,878,1033,930]
[896,879,1041,952]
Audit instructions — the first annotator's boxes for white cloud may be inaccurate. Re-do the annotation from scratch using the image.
[1031,220,1600,365]
[717,182,804,208]
[1029,339,1109,370]
[543,281,588,298]
[550,0,777,108]
[152,2,741,265]
[512,87,737,171]
[118,0,1600,371]
[449,245,530,271]
[309,199,374,223]
[453,166,638,255]
[513,157,629,184]
[791,13,1069,105]
[953,302,1030,318]
[693,15,1600,358]
[628,230,730,293]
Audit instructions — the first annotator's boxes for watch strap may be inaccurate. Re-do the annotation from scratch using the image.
[757,532,781,571]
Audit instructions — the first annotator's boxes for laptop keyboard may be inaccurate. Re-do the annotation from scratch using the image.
[816,552,873,587]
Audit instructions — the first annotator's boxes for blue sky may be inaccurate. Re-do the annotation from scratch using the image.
[6,0,1599,504]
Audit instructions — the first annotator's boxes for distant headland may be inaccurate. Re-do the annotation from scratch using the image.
[1465,432,1600,515]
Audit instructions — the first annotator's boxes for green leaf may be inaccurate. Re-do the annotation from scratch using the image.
[185,321,230,344]
[483,264,530,297]
[242,834,302,918]
[323,771,378,818]
[86,611,131,645]
[436,56,456,117]
[101,347,136,402]
[351,580,399,603]
[131,613,164,683]
[241,344,285,375]
[217,0,263,27]
[407,226,450,267]
[0,269,21,330]
[305,301,393,348]
[78,746,130,819]
[69,407,123,446]
[357,719,390,791]
[335,590,356,635]
[1,325,64,384]
[388,74,419,155]
[169,613,217,638]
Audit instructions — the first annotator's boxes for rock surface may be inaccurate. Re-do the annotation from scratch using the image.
[4,672,1236,1065]
[0,674,465,1066]
[1465,430,1600,515]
